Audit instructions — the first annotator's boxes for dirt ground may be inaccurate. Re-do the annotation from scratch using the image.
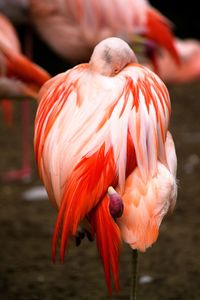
[0,80,200,300]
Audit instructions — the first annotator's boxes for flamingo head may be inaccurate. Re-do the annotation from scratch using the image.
[89,37,138,76]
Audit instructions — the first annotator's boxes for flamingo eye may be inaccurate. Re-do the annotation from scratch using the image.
[114,67,119,74]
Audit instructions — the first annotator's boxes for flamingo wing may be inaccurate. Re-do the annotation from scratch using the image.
[117,131,177,252]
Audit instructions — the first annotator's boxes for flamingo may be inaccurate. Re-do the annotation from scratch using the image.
[34,37,177,297]
[29,0,179,66]
[0,13,51,181]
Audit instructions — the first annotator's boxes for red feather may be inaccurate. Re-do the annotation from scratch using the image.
[51,146,116,261]
[90,195,121,294]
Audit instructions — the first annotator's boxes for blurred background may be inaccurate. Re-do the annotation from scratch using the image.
[150,0,200,39]
[0,1,200,300]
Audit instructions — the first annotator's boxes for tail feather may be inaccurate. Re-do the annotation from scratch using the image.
[146,8,180,65]
[51,146,116,263]
[91,195,121,294]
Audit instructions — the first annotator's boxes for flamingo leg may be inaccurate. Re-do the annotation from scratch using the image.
[2,99,32,182]
[1,29,33,183]
[130,249,139,300]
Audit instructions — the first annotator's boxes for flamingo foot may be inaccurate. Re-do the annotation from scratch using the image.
[75,226,94,247]
[1,166,32,183]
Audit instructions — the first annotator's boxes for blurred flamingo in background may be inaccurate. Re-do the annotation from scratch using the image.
[29,0,179,66]
[34,37,177,297]
[0,13,51,181]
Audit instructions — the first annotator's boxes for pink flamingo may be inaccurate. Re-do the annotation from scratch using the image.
[29,0,179,65]
[34,37,177,298]
[0,13,51,181]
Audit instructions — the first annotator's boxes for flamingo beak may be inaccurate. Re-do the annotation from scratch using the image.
[145,8,180,65]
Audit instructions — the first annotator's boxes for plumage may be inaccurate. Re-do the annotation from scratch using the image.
[34,37,177,293]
